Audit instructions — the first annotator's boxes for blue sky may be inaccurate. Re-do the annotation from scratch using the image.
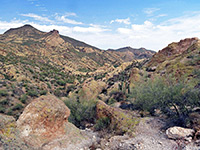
[1,0,200,51]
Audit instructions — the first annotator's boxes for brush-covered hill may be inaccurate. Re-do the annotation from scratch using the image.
[145,37,200,78]
[0,24,124,72]
[0,25,153,118]
[0,25,200,149]
[107,46,155,62]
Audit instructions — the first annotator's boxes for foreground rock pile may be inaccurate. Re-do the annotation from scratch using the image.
[0,95,95,150]
[1,95,200,150]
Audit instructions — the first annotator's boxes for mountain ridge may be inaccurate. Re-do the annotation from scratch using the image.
[107,46,155,62]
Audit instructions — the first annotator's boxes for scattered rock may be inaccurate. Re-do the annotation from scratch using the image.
[166,126,195,141]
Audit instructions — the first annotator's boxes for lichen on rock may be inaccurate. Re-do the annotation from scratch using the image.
[96,100,140,135]
[14,94,95,149]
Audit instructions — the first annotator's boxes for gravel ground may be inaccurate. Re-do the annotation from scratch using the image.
[96,117,200,150]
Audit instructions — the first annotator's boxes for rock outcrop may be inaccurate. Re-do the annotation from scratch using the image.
[145,37,200,78]
[1,95,96,149]
[96,100,140,135]
[166,126,195,141]
[16,95,71,148]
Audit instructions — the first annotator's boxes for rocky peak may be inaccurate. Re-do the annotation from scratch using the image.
[161,37,199,56]
[51,29,59,34]
[46,29,60,38]
[21,24,34,29]
[45,29,64,46]
[3,24,44,39]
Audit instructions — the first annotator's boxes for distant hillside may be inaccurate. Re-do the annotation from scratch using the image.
[0,24,125,72]
[107,46,155,62]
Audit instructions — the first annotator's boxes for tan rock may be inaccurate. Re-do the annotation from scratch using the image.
[17,95,70,147]
[96,100,140,135]
[166,126,195,141]
[0,114,31,150]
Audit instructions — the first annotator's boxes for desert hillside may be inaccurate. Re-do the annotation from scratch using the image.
[0,25,200,150]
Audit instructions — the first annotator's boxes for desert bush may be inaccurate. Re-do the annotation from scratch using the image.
[27,90,38,97]
[12,103,23,111]
[64,98,97,128]
[0,89,8,96]
[130,76,200,126]
[66,85,76,95]
[6,108,13,116]
[20,94,28,103]
[40,90,47,95]
[107,98,117,105]
[57,80,66,86]
[47,82,51,89]
[0,99,9,105]
[94,117,111,131]
[0,105,5,113]
[54,89,63,97]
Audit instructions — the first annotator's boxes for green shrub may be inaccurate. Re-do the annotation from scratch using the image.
[0,105,6,113]
[20,94,28,104]
[64,99,97,128]
[0,90,8,96]
[66,85,76,95]
[94,117,111,131]
[130,76,200,125]
[0,99,9,105]
[6,108,13,116]
[54,89,63,97]
[57,80,66,86]
[27,90,38,97]
[107,98,117,105]
[47,82,51,89]
[12,103,23,111]
[40,90,47,95]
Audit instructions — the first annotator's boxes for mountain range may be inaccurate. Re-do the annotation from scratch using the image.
[0,24,200,150]
[0,24,155,73]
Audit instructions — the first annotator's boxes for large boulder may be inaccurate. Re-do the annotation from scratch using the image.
[16,95,95,149]
[96,100,140,135]
[166,126,195,141]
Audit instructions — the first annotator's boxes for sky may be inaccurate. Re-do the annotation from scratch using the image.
[0,0,200,51]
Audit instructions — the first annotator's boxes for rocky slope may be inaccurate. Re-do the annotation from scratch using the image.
[108,46,155,62]
[1,25,200,149]
[0,25,152,118]
[0,24,123,72]
[145,37,200,78]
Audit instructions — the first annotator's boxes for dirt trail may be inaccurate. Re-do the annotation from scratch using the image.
[98,117,200,150]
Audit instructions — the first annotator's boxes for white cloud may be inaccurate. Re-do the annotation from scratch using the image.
[110,18,131,25]
[55,14,82,25]
[0,20,26,33]
[21,13,52,23]
[73,25,109,33]
[1,13,200,51]
[116,14,200,51]
[157,14,167,18]
[144,8,160,16]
